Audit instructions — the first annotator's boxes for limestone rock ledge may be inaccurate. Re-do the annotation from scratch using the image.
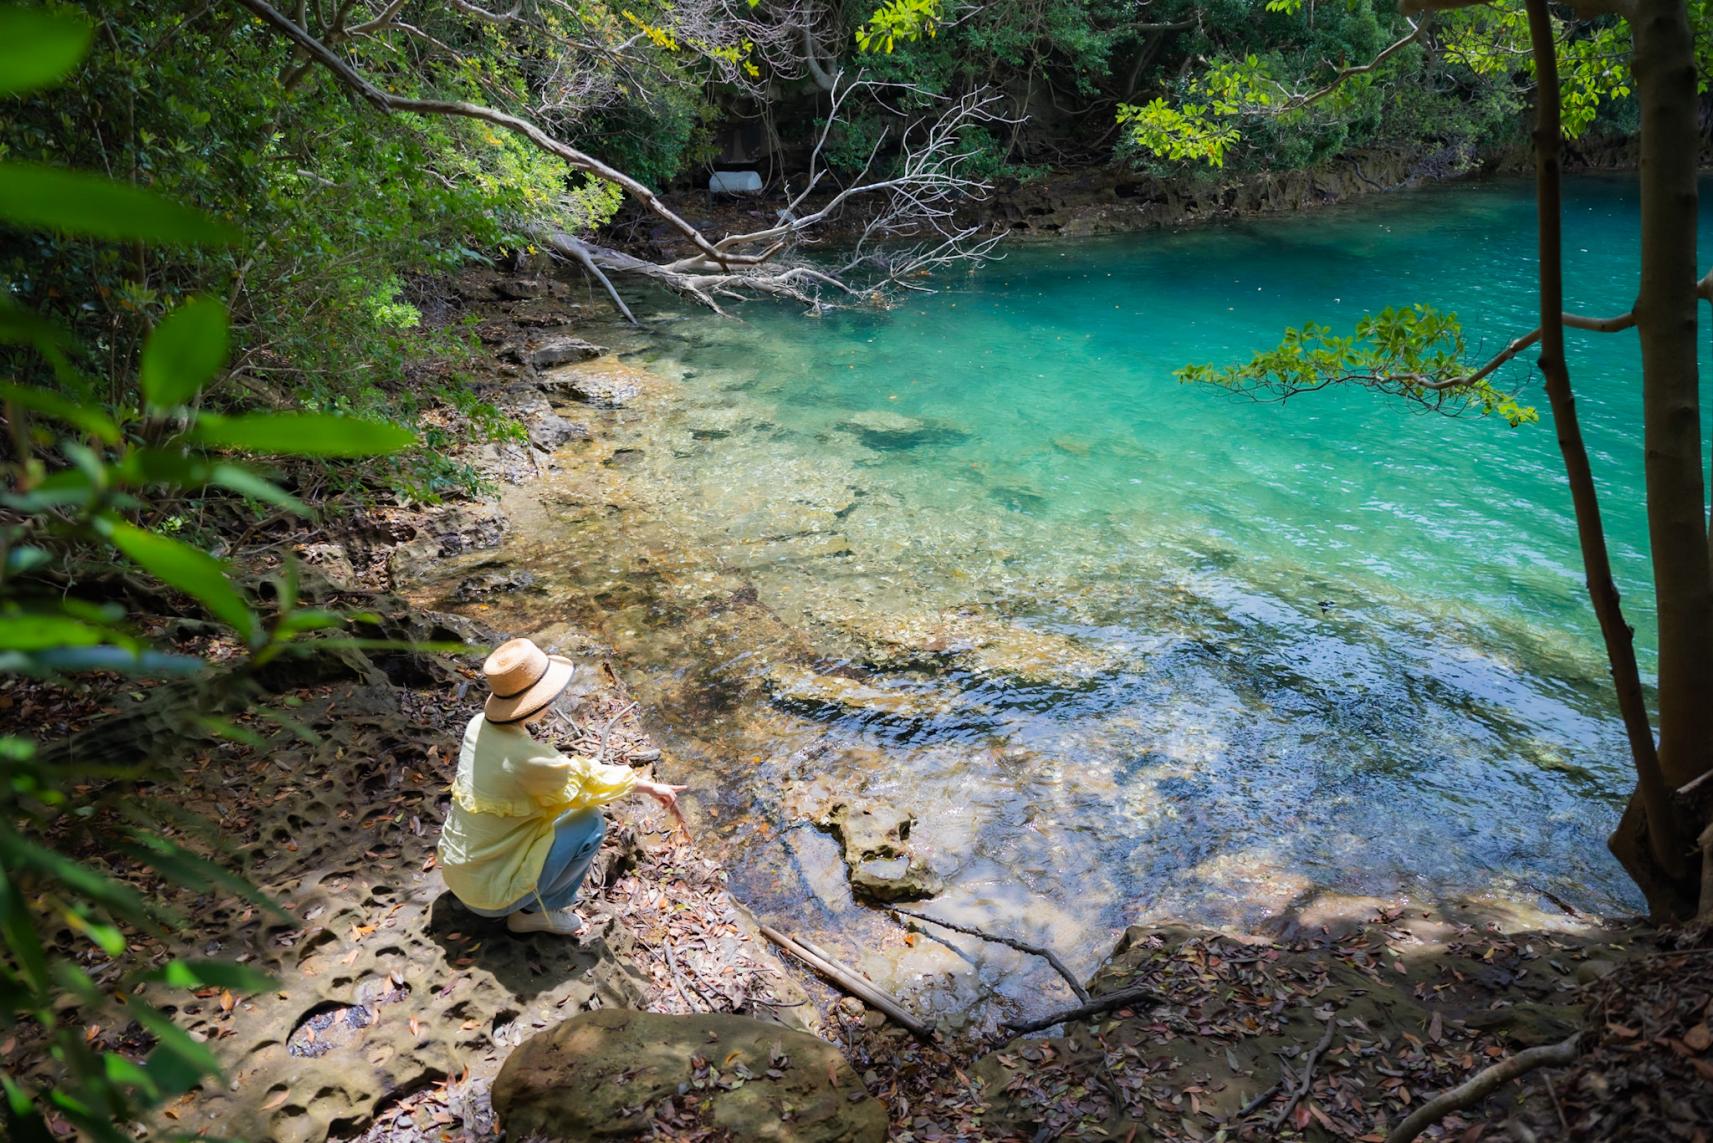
[816,798,944,903]
[492,1008,887,1141]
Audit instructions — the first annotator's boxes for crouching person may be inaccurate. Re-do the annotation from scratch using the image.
[437,638,686,936]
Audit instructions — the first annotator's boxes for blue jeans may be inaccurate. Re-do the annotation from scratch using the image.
[462,809,606,917]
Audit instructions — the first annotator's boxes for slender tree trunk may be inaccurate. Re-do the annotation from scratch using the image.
[1521,0,1685,916]
[1633,0,1713,797]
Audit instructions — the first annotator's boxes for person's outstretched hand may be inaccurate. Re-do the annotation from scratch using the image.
[639,777,690,836]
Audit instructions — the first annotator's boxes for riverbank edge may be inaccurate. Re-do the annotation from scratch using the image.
[315,253,1690,1139]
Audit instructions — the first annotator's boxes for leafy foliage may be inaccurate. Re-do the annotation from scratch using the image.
[1178,305,1541,426]
[857,0,943,54]
[1118,0,1657,173]
[0,9,442,1136]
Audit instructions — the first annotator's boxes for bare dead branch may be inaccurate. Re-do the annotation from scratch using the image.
[1002,982,1164,1036]
[890,907,1089,1002]
[1269,1017,1337,1129]
[241,0,1005,315]
[548,233,640,326]
[1384,1034,1581,1143]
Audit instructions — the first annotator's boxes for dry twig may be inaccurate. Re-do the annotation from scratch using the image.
[1384,1033,1581,1143]
[890,907,1089,1002]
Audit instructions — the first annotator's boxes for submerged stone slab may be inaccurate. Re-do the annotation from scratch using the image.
[832,609,1125,688]
[765,664,955,723]
[835,409,969,451]
[492,1008,885,1141]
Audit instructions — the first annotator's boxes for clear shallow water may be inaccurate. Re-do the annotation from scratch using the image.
[527,176,1713,1014]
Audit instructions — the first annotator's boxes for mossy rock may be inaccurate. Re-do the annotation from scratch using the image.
[492,1008,886,1141]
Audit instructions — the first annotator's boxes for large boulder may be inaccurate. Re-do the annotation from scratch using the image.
[539,361,646,407]
[527,335,604,369]
[492,1008,886,1141]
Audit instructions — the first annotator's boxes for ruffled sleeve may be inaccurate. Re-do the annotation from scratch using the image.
[515,750,636,811]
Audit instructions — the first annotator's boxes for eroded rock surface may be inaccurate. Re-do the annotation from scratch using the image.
[765,664,958,725]
[816,798,942,903]
[830,608,1126,688]
[540,360,647,407]
[526,335,604,368]
[492,1009,885,1141]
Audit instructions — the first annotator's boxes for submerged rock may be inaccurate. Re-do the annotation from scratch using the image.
[835,409,969,451]
[816,798,943,903]
[765,664,955,723]
[529,411,587,451]
[832,609,1125,688]
[492,1009,885,1141]
[450,566,537,602]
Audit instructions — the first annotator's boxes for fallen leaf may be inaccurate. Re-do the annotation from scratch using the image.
[410,1015,422,1039]
[220,990,235,1013]
[1684,1022,1711,1052]
[261,1089,291,1111]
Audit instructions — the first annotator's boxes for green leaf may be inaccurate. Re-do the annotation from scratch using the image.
[0,299,72,353]
[0,614,109,651]
[0,7,92,95]
[0,382,119,443]
[0,164,240,246]
[118,833,290,921]
[141,298,228,409]
[197,717,268,749]
[0,825,159,929]
[4,547,51,576]
[142,1043,205,1100]
[100,1053,158,1101]
[190,412,415,457]
[207,464,309,516]
[0,1075,54,1143]
[102,520,254,640]
[127,1003,221,1084]
[0,865,49,995]
[62,909,126,957]
[9,646,203,676]
[142,959,274,993]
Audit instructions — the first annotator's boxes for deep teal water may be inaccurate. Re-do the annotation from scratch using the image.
[611,177,1713,985]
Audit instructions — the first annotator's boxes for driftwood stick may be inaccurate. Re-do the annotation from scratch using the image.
[1001,983,1163,1036]
[1384,1034,1581,1143]
[759,924,932,1039]
[890,907,1090,1002]
[1234,1066,1287,1120]
[1269,1017,1337,1129]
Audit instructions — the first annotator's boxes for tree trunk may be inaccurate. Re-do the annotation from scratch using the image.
[1633,0,1713,796]
[1599,0,1712,917]
[1520,0,1687,919]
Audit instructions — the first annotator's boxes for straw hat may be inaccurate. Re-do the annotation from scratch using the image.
[482,638,575,724]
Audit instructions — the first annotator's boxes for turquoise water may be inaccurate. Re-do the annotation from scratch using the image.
[561,176,1713,1005]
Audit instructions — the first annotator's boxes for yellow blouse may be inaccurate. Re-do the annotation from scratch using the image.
[437,712,637,910]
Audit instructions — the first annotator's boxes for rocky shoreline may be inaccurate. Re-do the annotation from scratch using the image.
[207,254,1698,1140]
[88,166,1705,1140]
